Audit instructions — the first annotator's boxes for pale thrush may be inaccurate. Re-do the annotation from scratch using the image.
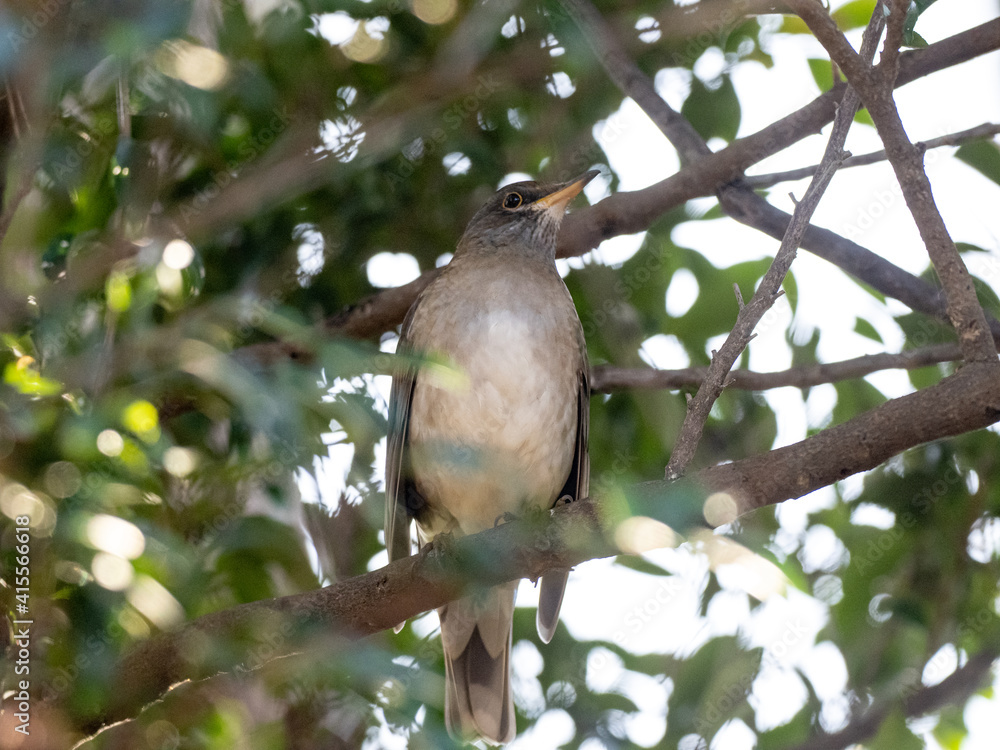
[385,170,596,744]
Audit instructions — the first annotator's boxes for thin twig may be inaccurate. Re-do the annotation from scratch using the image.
[733,282,746,310]
[743,122,1000,188]
[591,341,971,393]
[117,71,131,139]
[5,79,20,141]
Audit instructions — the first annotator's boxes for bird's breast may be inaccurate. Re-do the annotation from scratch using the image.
[406,262,583,536]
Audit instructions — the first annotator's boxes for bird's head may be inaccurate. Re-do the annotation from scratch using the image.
[457,169,600,259]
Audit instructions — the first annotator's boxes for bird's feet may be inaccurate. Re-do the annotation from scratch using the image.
[427,530,456,558]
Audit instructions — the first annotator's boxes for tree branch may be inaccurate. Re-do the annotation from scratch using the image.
[743,122,1000,188]
[71,359,1000,737]
[789,0,998,364]
[557,0,710,165]
[700,360,1000,513]
[654,0,791,43]
[556,16,1000,257]
[716,185,1000,344]
[313,18,1000,346]
[591,340,971,393]
[664,4,886,478]
[787,646,999,750]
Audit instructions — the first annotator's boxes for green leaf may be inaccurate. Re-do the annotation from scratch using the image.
[907,362,946,390]
[756,704,813,748]
[212,516,320,602]
[973,276,1000,319]
[807,58,836,92]
[782,270,799,313]
[957,242,989,253]
[665,636,760,745]
[614,555,674,577]
[931,704,968,749]
[903,0,939,47]
[854,107,875,126]
[854,317,883,343]
[4,360,63,396]
[956,140,1000,186]
[869,709,924,750]
[681,74,741,143]
[832,0,878,30]
[779,16,812,34]
[832,377,886,425]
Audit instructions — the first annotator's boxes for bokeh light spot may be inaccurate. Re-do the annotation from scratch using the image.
[122,400,160,442]
[43,461,82,498]
[413,0,457,25]
[703,492,739,527]
[87,513,146,559]
[156,40,229,90]
[92,551,134,591]
[97,429,124,457]
[128,575,185,629]
[162,239,195,269]
[163,446,198,477]
[614,515,678,555]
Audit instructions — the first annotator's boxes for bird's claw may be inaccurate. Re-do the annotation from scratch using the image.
[429,530,456,556]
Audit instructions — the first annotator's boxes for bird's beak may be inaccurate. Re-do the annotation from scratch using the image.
[534,169,601,214]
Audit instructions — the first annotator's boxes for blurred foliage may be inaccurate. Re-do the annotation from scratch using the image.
[1,1,999,749]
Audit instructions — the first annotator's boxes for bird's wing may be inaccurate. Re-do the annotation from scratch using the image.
[536,364,590,643]
[385,306,422,567]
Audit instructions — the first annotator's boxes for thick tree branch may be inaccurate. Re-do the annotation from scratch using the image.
[591,340,971,392]
[700,360,1000,513]
[655,1,790,42]
[71,360,1000,737]
[789,0,998,363]
[326,268,439,341]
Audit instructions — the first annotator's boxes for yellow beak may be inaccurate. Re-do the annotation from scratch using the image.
[534,169,601,213]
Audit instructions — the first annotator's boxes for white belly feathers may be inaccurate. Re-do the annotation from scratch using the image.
[408,297,580,536]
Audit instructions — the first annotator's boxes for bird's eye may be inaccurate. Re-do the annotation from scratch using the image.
[503,192,523,209]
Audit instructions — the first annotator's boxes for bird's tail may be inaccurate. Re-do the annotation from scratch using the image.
[440,581,518,745]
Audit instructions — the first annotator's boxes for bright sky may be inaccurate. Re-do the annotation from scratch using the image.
[306,2,1000,747]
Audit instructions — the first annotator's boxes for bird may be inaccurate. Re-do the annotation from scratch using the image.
[384,170,596,744]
